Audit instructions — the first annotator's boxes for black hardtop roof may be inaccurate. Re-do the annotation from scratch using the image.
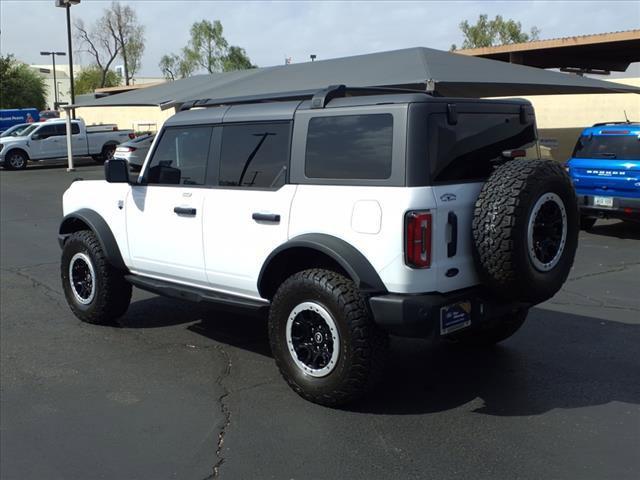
[70,46,640,109]
[165,92,532,127]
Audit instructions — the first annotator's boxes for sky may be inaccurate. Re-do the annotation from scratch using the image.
[1,0,639,78]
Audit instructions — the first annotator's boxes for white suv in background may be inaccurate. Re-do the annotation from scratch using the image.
[59,86,579,406]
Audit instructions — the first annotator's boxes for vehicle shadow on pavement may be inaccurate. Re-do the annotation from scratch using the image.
[118,298,639,417]
[120,296,273,357]
[349,308,640,416]
[586,220,640,240]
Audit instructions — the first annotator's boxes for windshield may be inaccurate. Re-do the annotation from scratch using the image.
[573,135,640,160]
[1,124,37,138]
[133,134,154,144]
[20,125,39,136]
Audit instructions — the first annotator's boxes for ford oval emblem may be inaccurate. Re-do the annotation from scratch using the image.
[440,193,457,202]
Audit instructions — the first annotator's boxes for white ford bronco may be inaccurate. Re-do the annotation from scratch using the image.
[59,86,579,406]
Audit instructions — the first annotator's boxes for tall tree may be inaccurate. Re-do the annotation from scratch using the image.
[106,1,145,85]
[222,46,253,71]
[186,20,228,74]
[451,14,540,50]
[74,17,121,88]
[74,65,121,94]
[159,19,254,80]
[159,50,197,81]
[0,55,47,110]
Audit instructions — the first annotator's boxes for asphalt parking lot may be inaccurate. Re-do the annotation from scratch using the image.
[1,161,639,480]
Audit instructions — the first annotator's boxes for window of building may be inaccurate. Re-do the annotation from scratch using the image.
[305,114,393,179]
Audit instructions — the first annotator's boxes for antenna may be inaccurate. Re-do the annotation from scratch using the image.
[623,110,630,124]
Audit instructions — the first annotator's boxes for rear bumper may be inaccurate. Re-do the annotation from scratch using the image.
[369,287,528,338]
[578,195,640,220]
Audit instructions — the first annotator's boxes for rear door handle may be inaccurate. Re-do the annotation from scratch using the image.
[174,206,196,216]
[252,212,280,223]
[447,211,458,257]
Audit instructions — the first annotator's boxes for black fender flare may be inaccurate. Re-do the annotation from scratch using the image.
[258,233,387,298]
[58,209,127,271]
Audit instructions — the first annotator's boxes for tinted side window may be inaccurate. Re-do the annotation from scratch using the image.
[55,123,79,135]
[37,125,59,137]
[305,114,393,179]
[219,123,290,188]
[428,113,537,182]
[146,126,213,185]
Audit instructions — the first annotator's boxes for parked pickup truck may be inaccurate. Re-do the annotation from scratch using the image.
[0,118,135,170]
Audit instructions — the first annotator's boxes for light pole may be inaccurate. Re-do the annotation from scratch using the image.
[55,0,80,118]
[40,51,65,109]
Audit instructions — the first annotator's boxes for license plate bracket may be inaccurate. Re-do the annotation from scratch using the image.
[440,301,472,335]
[594,196,613,208]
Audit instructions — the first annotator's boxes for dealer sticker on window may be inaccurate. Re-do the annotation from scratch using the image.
[440,301,472,335]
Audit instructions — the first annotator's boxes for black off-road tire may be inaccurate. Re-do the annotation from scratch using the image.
[93,144,116,164]
[61,230,131,324]
[445,308,528,347]
[580,215,597,230]
[3,150,28,170]
[473,159,579,304]
[269,269,389,407]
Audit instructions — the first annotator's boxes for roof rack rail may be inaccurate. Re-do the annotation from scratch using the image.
[179,85,431,111]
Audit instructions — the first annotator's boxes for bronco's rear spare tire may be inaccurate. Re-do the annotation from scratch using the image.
[472,159,579,304]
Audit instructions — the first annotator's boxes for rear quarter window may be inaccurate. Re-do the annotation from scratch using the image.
[305,114,393,179]
[428,113,538,182]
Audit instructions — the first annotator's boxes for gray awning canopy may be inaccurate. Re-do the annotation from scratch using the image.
[74,47,640,109]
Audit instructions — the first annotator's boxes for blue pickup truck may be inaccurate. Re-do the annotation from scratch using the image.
[566,122,640,229]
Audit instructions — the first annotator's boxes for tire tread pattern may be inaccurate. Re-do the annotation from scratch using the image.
[61,230,131,324]
[269,269,388,407]
[472,159,578,303]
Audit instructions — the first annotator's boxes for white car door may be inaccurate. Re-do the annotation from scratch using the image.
[202,122,295,299]
[126,125,214,285]
[30,124,64,159]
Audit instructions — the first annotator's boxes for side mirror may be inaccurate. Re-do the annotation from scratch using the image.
[105,158,130,183]
[31,133,41,140]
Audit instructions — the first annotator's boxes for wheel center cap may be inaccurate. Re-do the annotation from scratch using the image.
[314,332,324,344]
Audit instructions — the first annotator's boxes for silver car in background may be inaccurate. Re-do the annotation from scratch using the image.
[1,123,34,138]
[114,133,155,170]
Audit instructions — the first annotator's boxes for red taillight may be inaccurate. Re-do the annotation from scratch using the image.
[502,149,527,158]
[405,211,432,268]
[128,132,135,139]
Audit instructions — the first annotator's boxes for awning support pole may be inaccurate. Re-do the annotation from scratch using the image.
[64,107,75,172]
